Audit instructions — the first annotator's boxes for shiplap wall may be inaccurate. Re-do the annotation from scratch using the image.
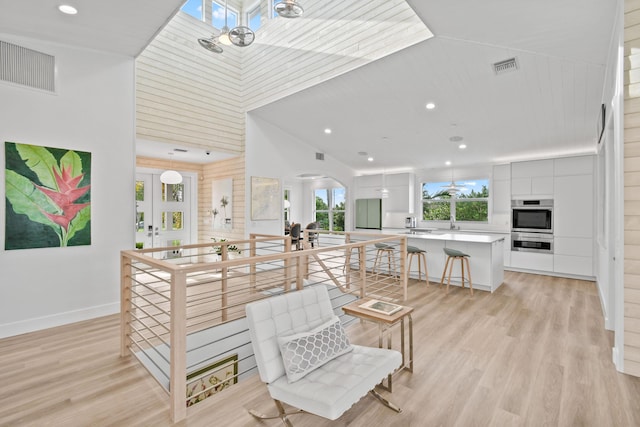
[136,12,245,155]
[136,156,246,243]
[624,0,640,377]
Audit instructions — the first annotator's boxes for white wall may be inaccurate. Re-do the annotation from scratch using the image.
[0,35,135,338]
[244,114,354,237]
[595,1,623,337]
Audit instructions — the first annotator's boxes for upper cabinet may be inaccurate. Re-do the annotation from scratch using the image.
[354,173,415,213]
[511,159,554,198]
[492,164,511,214]
[553,156,594,239]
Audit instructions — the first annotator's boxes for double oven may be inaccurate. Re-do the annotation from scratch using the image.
[511,199,553,253]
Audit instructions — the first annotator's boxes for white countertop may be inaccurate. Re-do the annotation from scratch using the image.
[379,229,506,244]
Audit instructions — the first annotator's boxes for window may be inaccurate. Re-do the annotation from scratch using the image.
[272,0,283,18]
[422,179,489,222]
[246,3,262,31]
[181,0,204,21]
[212,0,238,29]
[314,187,346,231]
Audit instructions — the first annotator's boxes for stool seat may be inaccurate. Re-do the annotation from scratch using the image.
[440,248,473,295]
[443,247,469,257]
[407,245,425,253]
[373,243,397,280]
[375,243,394,250]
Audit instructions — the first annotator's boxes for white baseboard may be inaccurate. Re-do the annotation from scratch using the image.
[0,302,120,339]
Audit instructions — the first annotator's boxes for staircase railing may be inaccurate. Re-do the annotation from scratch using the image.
[120,232,407,422]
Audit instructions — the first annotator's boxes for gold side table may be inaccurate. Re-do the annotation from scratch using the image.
[342,299,413,392]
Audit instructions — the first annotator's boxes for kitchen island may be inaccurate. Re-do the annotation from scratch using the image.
[380,229,506,293]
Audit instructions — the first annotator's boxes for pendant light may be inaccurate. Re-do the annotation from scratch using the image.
[380,169,389,198]
[218,0,232,46]
[160,153,183,185]
[441,168,465,197]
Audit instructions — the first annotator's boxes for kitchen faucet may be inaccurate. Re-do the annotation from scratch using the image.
[450,215,456,230]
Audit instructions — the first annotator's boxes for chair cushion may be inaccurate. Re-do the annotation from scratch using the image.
[444,247,469,257]
[407,245,425,253]
[277,316,353,383]
[268,345,402,420]
[246,286,336,384]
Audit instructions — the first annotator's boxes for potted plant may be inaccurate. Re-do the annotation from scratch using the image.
[211,238,242,258]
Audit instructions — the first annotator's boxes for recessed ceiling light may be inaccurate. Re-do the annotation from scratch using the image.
[445,160,452,166]
[458,144,467,150]
[58,4,78,14]
[425,102,436,110]
[367,157,374,162]
[324,128,332,134]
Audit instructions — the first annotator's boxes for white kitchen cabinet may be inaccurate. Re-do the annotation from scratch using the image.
[554,173,593,238]
[492,164,511,214]
[385,173,415,213]
[354,173,414,213]
[552,235,593,276]
[554,156,593,176]
[511,159,554,197]
[510,251,554,272]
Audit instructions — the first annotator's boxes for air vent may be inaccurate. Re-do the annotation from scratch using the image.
[493,57,518,75]
[315,152,325,161]
[0,40,55,92]
[173,148,188,153]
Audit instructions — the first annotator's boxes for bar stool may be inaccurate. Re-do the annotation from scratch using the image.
[373,243,396,278]
[407,245,429,284]
[440,248,473,295]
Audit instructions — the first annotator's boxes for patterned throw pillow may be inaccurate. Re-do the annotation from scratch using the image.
[277,316,353,383]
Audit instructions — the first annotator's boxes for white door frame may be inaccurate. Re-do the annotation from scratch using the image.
[136,167,198,249]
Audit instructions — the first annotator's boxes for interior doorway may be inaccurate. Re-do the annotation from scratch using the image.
[135,171,196,257]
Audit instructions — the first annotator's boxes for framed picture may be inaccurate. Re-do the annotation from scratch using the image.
[186,354,238,407]
[597,103,605,144]
[251,176,280,220]
[359,299,404,315]
[5,141,92,250]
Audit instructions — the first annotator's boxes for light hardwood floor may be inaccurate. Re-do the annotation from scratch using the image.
[2,271,640,426]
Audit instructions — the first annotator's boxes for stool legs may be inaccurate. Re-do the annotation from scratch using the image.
[373,249,396,279]
[408,252,429,285]
[440,255,473,295]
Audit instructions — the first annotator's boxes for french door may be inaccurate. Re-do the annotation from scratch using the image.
[135,172,193,258]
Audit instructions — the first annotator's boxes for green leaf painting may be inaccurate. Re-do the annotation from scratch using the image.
[5,142,92,249]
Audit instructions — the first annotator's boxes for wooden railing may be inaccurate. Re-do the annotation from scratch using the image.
[120,232,407,422]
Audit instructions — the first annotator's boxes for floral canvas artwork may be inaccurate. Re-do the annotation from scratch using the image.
[5,141,91,249]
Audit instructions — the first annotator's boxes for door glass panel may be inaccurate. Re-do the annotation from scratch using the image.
[136,211,145,232]
[136,181,145,201]
[162,211,184,231]
[163,183,184,202]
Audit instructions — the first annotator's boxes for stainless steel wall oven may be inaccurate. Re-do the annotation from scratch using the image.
[511,232,554,253]
[511,199,553,234]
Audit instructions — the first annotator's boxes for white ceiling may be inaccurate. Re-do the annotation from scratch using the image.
[250,0,618,173]
[0,0,619,172]
[0,0,184,57]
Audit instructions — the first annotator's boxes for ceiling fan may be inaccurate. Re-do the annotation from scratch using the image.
[197,36,224,54]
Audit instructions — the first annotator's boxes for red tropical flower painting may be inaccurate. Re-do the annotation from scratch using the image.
[5,142,91,249]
